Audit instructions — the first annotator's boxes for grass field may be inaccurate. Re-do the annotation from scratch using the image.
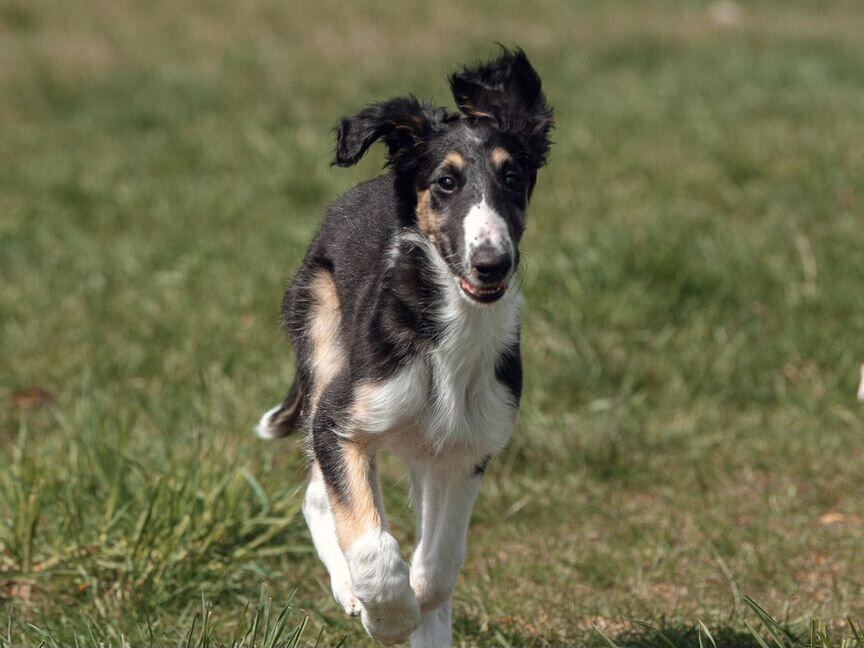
[2,0,864,646]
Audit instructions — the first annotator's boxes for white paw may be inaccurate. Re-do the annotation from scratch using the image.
[331,576,360,616]
[360,593,420,645]
[346,531,421,643]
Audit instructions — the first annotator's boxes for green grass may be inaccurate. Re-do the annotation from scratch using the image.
[2,0,864,645]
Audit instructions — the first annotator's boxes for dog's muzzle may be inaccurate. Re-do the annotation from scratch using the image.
[459,245,513,303]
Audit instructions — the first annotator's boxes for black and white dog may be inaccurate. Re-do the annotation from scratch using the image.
[256,48,553,647]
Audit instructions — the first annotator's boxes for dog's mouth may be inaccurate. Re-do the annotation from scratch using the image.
[458,277,508,303]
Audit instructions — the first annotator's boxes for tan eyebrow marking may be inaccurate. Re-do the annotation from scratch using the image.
[490,147,511,167]
[443,151,465,168]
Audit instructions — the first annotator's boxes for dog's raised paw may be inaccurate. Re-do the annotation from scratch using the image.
[360,597,421,645]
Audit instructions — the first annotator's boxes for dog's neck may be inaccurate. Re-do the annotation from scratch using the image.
[389,228,521,354]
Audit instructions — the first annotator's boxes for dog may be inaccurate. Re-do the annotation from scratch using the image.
[256,47,553,647]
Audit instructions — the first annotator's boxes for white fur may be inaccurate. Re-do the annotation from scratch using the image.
[345,529,421,644]
[411,599,453,648]
[415,228,520,456]
[254,405,283,439]
[352,357,430,436]
[858,363,864,402]
[355,231,520,459]
[409,464,482,613]
[462,198,513,263]
[302,472,360,615]
[423,262,520,456]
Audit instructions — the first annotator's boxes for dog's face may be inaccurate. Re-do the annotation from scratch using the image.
[333,48,554,304]
[412,122,531,303]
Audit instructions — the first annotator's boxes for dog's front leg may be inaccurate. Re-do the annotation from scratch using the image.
[314,431,420,644]
[302,461,360,616]
[408,461,485,648]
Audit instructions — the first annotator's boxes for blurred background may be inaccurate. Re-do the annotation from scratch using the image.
[1,1,863,646]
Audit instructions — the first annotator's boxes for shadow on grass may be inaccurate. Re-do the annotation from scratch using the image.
[591,625,768,648]
[456,619,773,648]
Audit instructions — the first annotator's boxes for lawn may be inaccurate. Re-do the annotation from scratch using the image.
[1,0,863,646]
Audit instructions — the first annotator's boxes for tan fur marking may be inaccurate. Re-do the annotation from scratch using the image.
[416,152,464,236]
[331,441,382,550]
[306,278,382,552]
[308,271,345,414]
[459,104,495,120]
[350,382,375,428]
[443,151,465,169]
[416,189,442,239]
[490,147,511,167]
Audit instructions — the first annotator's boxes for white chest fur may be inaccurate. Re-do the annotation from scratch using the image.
[351,233,521,461]
[420,281,521,456]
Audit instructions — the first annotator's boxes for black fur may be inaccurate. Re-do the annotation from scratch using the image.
[333,97,454,174]
[311,372,355,503]
[495,340,523,406]
[473,455,493,476]
[267,49,553,496]
[449,47,554,172]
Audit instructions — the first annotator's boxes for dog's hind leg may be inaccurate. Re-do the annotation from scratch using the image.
[302,461,360,616]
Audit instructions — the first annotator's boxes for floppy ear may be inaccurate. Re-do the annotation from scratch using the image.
[333,97,448,169]
[449,47,554,167]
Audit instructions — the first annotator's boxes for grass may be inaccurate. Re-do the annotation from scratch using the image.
[2,0,863,645]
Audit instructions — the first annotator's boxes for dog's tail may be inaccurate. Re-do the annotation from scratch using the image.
[255,379,305,439]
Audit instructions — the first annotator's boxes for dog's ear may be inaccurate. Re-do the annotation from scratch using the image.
[450,47,554,167]
[333,97,448,169]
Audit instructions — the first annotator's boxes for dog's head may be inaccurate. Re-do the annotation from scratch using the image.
[334,47,554,304]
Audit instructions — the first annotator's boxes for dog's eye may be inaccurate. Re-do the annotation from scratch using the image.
[437,176,457,192]
[504,173,522,191]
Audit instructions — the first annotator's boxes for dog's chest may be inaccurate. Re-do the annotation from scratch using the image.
[353,293,520,459]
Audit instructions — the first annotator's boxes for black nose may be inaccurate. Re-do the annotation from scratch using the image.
[470,246,512,284]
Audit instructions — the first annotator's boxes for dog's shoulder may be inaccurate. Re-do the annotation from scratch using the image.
[297,174,402,314]
[318,174,401,255]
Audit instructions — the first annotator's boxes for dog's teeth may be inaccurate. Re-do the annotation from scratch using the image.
[459,277,506,299]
